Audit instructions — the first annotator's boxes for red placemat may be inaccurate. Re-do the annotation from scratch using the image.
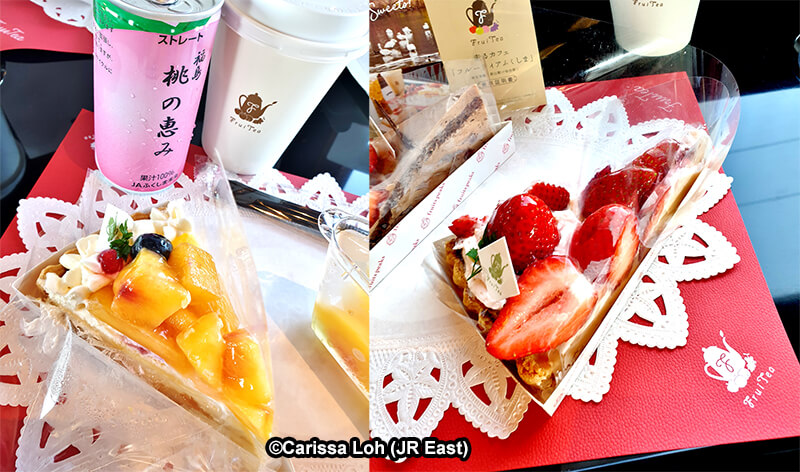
[0,109,356,470]
[373,73,800,470]
[0,0,92,54]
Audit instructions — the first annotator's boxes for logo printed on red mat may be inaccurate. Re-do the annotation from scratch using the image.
[0,20,24,41]
[742,367,777,409]
[702,330,756,393]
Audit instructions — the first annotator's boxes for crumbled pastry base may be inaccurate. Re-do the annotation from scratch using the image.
[516,354,557,397]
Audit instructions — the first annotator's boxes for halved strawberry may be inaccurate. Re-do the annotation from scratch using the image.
[570,204,639,287]
[448,215,479,238]
[485,256,597,359]
[526,183,570,211]
[483,194,559,272]
[579,167,657,219]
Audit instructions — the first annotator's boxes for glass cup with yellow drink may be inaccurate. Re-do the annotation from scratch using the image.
[312,209,369,397]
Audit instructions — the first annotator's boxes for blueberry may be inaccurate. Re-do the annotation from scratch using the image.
[131,233,173,260]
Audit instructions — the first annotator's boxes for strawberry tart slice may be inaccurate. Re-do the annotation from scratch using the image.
[441,131,710,402]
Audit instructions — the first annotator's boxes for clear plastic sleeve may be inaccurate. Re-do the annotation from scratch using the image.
[368,60,503,246]
[8,155,284,471]
[435,70,739,406]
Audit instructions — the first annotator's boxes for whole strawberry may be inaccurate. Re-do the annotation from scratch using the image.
[580,167,657,219]
[526,182,570,211]
[632,139,682,183]
[482,194,559,272]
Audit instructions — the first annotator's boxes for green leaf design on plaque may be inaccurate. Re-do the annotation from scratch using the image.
[488,253,508,285]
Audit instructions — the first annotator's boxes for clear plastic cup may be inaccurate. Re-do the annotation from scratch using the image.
[311,209,369,397]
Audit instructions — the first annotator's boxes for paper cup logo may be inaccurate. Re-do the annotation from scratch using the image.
[466,0,499,35]
[702,330,756,393]
[234,92,277,125]
[421,217,430,229]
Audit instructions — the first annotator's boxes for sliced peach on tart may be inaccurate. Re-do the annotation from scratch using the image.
[190,293,239,334]
[225,396,274,443]
[222,329,274,441]
[172,232,200,247]
[222,329,273,407]
[111,249,191,329]
[88,286,192,374]
[155,309,197,341]
[176,312,226,389]
[169,243,223,305]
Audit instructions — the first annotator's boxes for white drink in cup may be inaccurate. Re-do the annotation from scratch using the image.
[610,0,700,57]
[202,0,368,175]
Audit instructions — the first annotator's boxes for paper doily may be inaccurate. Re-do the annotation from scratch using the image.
[30,0,92,30]
[230,170,368,219]
[370,89,739,440]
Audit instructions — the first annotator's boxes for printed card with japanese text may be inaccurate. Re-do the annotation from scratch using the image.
[425,0,546,118]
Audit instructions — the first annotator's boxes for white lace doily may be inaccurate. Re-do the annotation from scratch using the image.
[30,0,92,30]
[230,170,367,219]
[370,89,740,440]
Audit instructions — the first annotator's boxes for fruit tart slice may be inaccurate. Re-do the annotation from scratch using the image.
[20,201,273,457]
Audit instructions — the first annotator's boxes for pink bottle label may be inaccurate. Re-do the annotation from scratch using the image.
[93,20,218,192]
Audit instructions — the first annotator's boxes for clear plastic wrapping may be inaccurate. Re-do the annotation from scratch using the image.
[368,60,503,246]
[435,71,739,407]
[8,156,282,470]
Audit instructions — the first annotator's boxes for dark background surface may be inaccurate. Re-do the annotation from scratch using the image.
[1,0,798,470]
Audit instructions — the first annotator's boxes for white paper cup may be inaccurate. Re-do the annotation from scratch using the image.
[610,0,700,56]
[202,0,367,175]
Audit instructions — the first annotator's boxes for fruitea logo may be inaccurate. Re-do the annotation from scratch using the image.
[702,330,756,393]
[235,93,277,125]
[465,0,499,35]
[487,253,508,285]
[230,92,277,134]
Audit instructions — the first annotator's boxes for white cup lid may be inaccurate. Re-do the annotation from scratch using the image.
[226,0,366,44]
